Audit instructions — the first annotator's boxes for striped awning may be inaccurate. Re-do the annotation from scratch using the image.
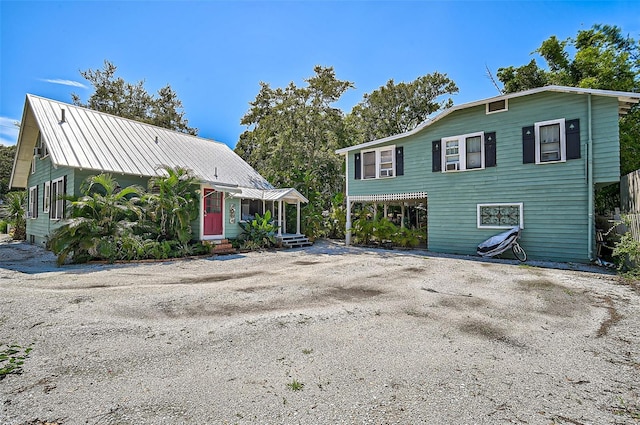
[349,192,428,202]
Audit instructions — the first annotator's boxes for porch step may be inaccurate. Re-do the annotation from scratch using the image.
[279,234,313,249]
[203,239,237,255]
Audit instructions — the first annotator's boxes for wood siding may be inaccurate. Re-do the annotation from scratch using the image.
[347,92,621,262]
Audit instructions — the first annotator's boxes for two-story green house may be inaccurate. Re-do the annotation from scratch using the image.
[9,94,309,248]
[337,86,640,263]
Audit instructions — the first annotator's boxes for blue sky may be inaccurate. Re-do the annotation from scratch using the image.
[1,1,639,148]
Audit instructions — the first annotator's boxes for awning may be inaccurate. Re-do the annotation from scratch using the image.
[349,191,428,202]
[230,187,309,204]
[202,181,242,194]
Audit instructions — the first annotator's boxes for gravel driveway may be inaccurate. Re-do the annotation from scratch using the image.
[0,239,639,424]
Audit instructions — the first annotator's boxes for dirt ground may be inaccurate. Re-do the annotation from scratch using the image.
[0,239,639,425]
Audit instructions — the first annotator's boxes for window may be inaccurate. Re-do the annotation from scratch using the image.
[535,118,565,163]
[35,133,49,158]
[50,177,65,220]
[441,132,484,172]
[477,203,524,229]
[486,99,508,114]
[241,198,264,221]
[28,186,38,219]
[361,146,395,179]
[31,156,36,174]
[43,181,51,214]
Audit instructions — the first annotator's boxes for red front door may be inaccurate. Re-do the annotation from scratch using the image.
[203,189,223,236]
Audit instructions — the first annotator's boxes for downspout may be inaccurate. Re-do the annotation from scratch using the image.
[587,94,594,261]
[345,153,352,246]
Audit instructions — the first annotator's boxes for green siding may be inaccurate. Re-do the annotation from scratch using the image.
[347,91,621,263]
[224,197,243,239]
[25,156,75,248]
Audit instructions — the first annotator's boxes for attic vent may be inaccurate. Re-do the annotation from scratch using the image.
[60,109,66,123]
[486,99,508,114]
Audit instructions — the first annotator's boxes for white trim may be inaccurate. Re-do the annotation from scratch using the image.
[477,203,524,229]
[335,85,640,155]
[486,99,508,114]
[50,176,65,220]
[43,181,50,214]
[361,145,396,179]
[28,185,38,219]
[441,131,484,172]
[350,192,428,202]
[535,118,566,164]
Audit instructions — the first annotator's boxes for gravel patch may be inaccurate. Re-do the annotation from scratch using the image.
[1,239,639,424]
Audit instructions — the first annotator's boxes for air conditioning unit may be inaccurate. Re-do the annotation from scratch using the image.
[446,162,460,171]
[380,169,393,177]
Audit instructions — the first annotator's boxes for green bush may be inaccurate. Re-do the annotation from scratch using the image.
[613,216,640,274]
[0,220,7,234]
[238,210,278,249]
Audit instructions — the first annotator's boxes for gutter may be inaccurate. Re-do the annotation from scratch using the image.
[588,94,594,261]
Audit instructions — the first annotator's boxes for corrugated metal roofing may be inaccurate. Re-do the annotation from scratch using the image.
[230,187,309,203]
[336,85,640,154]
[12,94,274,190]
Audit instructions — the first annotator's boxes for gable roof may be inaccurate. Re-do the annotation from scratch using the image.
[336,85,640,154]
[10,94,273,190]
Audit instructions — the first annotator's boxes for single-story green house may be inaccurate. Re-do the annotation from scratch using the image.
[336,86,640,263]
[9,94,309,248]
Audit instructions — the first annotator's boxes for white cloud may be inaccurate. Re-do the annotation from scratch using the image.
[40,78,87,88]
[0,116,20,146]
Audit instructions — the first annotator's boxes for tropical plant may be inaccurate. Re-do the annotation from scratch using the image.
[1,191,27,240]
[372,217,397,244]
[393,227,422,248]
[238,210,278,249]
[352,211,375,245]
[48,173,144,265]
[144,166,199,244]
[326,192,346,239]
[613,215,640,274]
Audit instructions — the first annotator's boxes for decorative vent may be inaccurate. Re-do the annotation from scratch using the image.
[486,99,508,114]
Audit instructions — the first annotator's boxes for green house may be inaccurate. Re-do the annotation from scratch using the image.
[9,95,309,248]
[336,86,640,263]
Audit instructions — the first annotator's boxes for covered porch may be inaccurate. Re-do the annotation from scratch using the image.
[346,191,428,246]
[230,187,309,236]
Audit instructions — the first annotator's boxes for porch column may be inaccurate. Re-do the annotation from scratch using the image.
[277,200,283,236]
[283,201,287,234]
[384,204,388,219]
[401,204,405,228]
[345,196,352,245]
[296,200,301,234]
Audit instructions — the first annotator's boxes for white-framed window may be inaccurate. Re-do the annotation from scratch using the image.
[241,198,265,221]
[362,145,395,179]
[43,181,51,214]
[442,132,484,172]
[28,186,38,219]
[477,203,524,229]
[31,156,36,174]
[50,177,65,220]
[486,99,508,114]
[35,133,49,158]
[535,118,566,164]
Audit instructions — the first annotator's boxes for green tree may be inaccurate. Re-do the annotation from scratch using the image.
[0,145,17,199]
[346,72,459,144]
[72,60,197,135]
[1,190,26,240]
[48,173,144,264]
[144,166,199,244]
[235,66,354,236]
[496,24,640,212]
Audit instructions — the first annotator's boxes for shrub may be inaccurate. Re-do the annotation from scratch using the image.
[239,210,278,249]
[613,216,640,274]
[0,220,7,234]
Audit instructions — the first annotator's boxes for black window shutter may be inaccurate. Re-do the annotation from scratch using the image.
[354,153,361,180]
[485,132,497,168]
[566,119,581,160]
[34,186,38,219]
[432,140,441,172]
[62,175,67,218]
[48,182,52,219]
[522,126,535,164]
[396,146,404,176]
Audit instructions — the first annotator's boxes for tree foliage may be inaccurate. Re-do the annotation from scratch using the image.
[497,24,640,179]
[346,72,458,144]
[0,145,17,199]
[72,60,197,135]
[0,190,26,240]
[235,66,354,205]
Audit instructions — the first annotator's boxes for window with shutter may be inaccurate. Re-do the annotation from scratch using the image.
[440,132,486,172]
[359,146,397,179]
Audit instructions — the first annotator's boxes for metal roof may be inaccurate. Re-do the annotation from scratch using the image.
[10,94,274,191]
[230,187,309,204]
[336,85,640,154]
